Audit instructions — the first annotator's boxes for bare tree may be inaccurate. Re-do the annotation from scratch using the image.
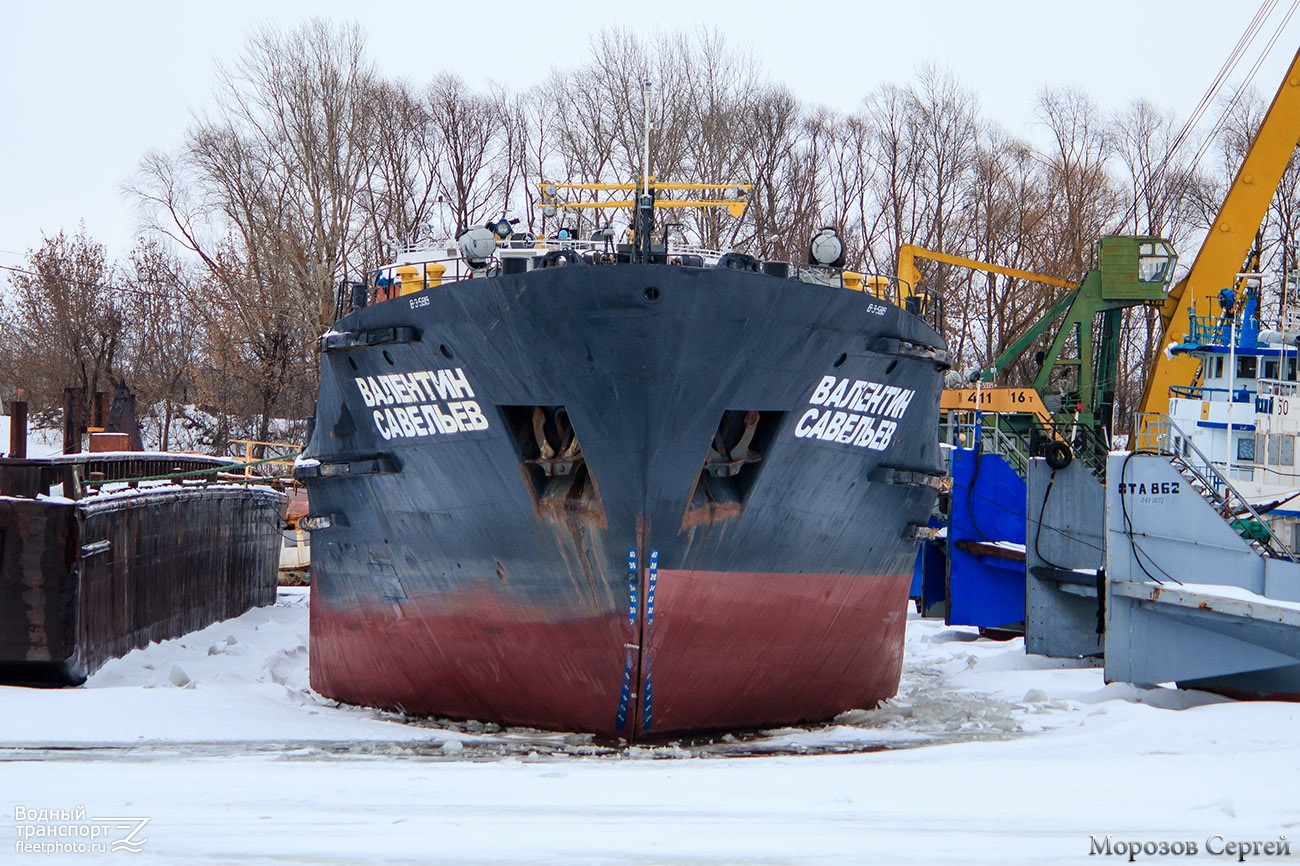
[129,19,376,321]
[117,239,202,450]
[1034,85,1123,277]
[671,28,764,248]
[738,86,822,261]
[820,113,877,266]
[533,28,758,243]
[1178,86,1300,314]
[858,68,980,288]
[860,81,924,267]
[1112,98,1203,245]
[536,29,659,240]
[947,124,1060,383]
[0,228,122,424]
[354,78,442,265]
[490,83,534,236]
[516,86,561,236]
[126,19,379,448]
[1109,98,1207,429]
[97,19,1290,452]
[223,20,374,325]
[427,73,510,236]
[912,66,981,257]
[190,241,318,450]
[856,68,987,368]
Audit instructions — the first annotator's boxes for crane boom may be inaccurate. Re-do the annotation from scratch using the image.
[896,244,1074,303]
[899,237,1174,467]
[1136,47,1300,422]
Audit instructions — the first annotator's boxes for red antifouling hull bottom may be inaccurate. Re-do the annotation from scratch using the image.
[310,586,632,736]
[310,569,912,740]
[639,569,912,737]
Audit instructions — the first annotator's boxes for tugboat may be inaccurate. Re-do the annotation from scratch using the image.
[1107,271,1300,700]
[297,176,949,739]
[1159,278,1300,545]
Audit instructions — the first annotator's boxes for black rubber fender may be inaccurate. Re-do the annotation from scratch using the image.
[1045,440,1073,471]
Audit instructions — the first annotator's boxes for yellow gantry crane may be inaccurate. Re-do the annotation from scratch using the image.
[537,180,751,219]
[1136,47,1300,425]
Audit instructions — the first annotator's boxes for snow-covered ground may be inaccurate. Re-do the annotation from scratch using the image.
[3,589,1297,865]
[0,414,63,459]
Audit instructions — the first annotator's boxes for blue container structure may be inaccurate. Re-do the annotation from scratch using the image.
[916,445,1027,630]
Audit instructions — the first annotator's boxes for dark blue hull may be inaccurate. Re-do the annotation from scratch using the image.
[300,261,947,738]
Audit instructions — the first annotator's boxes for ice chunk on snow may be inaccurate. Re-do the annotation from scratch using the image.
[169,666,194,689]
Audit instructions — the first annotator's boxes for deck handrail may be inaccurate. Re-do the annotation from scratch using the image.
[1133,412,1297,561]
[228,439,302,479]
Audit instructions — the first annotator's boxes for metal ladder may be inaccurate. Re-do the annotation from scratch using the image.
[1133,412,1297,561]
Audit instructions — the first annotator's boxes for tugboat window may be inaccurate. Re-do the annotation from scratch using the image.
[1264,359,1279,379]
[1238,436,1256,462]
[1264,433,1294,465]
[1238,357,1257,378]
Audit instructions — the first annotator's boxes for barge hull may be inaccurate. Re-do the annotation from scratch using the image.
[0,458,286,685]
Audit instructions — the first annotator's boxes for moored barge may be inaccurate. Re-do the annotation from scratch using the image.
[0,452,285,685]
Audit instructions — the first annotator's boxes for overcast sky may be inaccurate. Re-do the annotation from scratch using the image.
[1,0,1296,269]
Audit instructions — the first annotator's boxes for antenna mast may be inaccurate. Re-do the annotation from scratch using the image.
[637,78,655,262]
[641,78,652,197]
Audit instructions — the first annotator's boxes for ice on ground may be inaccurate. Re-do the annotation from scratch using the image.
[3,588,1298,865]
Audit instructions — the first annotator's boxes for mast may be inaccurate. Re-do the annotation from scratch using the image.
[637,78,654,263]
[641,78,652,200]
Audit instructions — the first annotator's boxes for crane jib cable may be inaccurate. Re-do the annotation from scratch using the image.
[1123,0,1297,234]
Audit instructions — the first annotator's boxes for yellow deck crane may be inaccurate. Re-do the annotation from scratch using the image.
[899,238,1176,469]
[897,244,1072,431]
[1136,47,1300,426]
